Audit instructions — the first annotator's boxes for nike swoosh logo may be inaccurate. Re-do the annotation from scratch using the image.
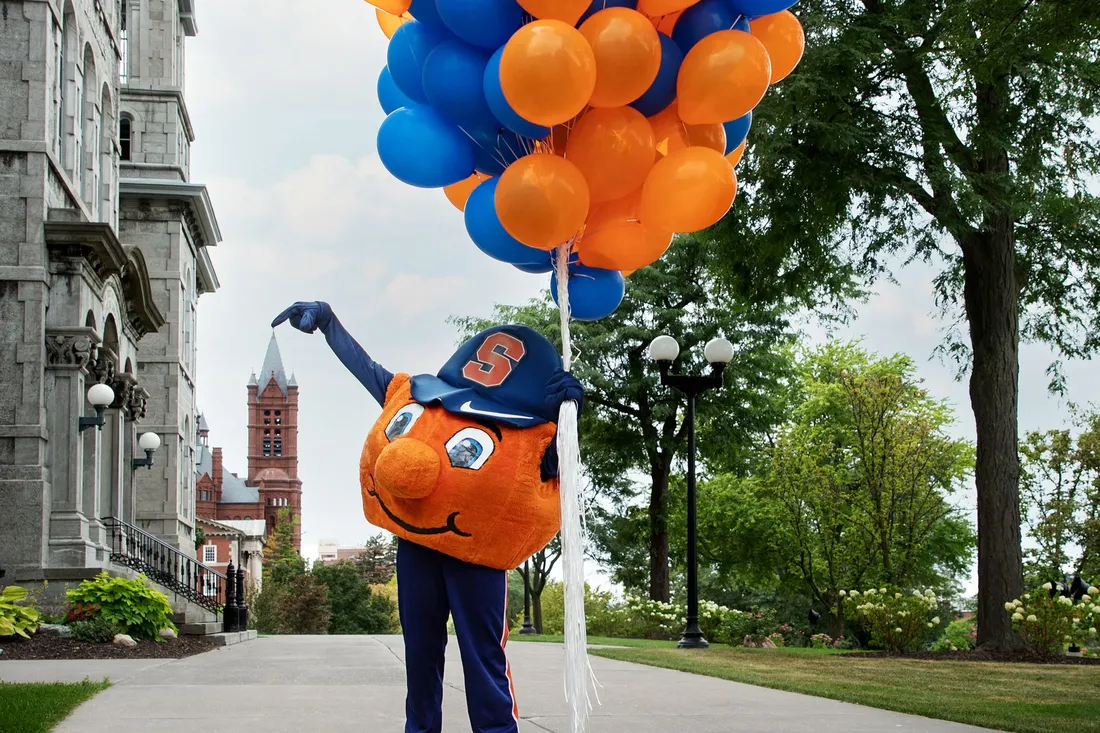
[458,401,534,421]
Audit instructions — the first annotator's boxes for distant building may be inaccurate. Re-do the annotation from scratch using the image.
[318,540,369,566]
[196,517,265,593]
[195,334,303,553]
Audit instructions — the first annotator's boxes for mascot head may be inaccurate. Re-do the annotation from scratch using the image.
[359,325,563,570]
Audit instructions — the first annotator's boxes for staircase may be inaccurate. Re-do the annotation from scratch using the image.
[103,518,254,644]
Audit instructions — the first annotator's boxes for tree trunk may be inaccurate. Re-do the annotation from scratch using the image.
[532,592,543,634]
[649,461,671,603]
[965,78,1026,652]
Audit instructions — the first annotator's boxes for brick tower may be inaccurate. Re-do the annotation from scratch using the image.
[247,334,302,552]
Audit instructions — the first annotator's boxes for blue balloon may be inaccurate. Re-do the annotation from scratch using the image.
[470,129,534,176]
[377,105,475,188]
[378,66,414,115]
[722,112,752,154]
[514,256,554,274]
[465,178,550,266]
[734,14,751,32]
[387,21,452,104]
[408,0,447,28]
[437,0,525,50]
[484,46,551,141]
[672,0,744,54]
[630,34,682,118]
[422,41,499,135]
[578,0,637,25]
[728,0,797,18]
[550,264,626,321]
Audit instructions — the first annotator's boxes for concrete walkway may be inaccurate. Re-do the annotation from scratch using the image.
[0,635,993,732]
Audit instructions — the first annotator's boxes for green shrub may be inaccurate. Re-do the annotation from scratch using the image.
[66,573,176,641]
[0,585,41,638]
[930,616,976,651]
[1007,583,1100,656]
[842,587,941,653]
[64,602,101,624]
[70,616,123,643]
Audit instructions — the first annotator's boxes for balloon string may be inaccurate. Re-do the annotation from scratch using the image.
[553,242,600,733]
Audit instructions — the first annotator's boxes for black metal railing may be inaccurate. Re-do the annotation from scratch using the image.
[104,517,225,617]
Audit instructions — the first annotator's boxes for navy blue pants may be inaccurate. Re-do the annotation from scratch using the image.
[397,539,519,733]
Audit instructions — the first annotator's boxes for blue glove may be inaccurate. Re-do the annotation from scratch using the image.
[271,301,333,334]
[271,301,393,406]
[545,368,584,418]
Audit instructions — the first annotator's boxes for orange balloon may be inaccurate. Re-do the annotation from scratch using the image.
[655,10,683,36]
[726,141,746,168]
[500,21,598,127]
[444,173,490,212]
[376,8,412,38]
[366,0,411,15]
[622,269,636,276]
[639,147,737,233]
[566,107,655,202]
[495,155,591,250]
[678,30,772,125]
[587,187,643,229]
[577,219,673,270]
[517,0,590,25]
[649,103,725,158]
[750,11,805,83]
[579,8,662,108]
[638,0,697,16]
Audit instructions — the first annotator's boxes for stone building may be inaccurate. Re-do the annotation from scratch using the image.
[0,0,221,592]
[195,334,303,553]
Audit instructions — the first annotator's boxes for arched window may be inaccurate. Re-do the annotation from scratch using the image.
[119,0,129,84]
[119,116,132,161]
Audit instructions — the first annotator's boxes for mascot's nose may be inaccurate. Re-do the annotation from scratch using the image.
[375,439,440,500]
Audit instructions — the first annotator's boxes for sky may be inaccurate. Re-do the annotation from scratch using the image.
[186,1,1100,597]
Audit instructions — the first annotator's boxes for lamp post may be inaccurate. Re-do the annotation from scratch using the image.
[520,560,537,635]
[648,334,734,649]
[131,432,162,471]
[79,383,115,432]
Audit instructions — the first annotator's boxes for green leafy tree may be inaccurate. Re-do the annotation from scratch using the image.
[265,508,306,585]
[716,0,1100,648]
[523,536,561,633]
[452,236,796,602]
[312,561,395,635]
[762,343,974,634]
[275,574,331,635]
[353,533,398,585]
[1019,408,1100,583]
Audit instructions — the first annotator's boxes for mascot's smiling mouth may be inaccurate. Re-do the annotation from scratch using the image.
[367,481,471,537]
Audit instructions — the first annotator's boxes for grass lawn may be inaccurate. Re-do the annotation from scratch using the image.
[508,634,689,649]
[0,679,110,733]
[588,645,1100,733]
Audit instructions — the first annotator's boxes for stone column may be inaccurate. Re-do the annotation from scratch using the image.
[123,385,149,526]
[44,327,100,568]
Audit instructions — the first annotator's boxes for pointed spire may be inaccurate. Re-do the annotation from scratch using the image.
[287,372,298,387]
[259,332,288,396]
[248,371,258,386]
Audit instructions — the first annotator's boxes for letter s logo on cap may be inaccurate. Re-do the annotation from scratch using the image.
[462,333,526,388]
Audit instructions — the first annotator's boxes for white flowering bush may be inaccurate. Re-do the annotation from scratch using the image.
[1006,584,1100,656]
[620,595,747,641]
[842,587,941,653]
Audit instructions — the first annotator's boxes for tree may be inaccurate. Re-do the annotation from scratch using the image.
[715,0,1100,648]
[353,533,397,585]
[265,508,306,585]
[1019,409,1100,583]
[312,561,395,635]
[526,536,561,633]
[276,574,331,635]
[452,236,796,602]
[760,343,974,634]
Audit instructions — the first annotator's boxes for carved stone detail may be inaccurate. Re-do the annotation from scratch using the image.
[127,385,149,421]
[45,328,102,371]
[89,347,117,385]
[110,372,137,413]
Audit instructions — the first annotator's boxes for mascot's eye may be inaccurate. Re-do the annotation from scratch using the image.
[385,404,425,441]
[445,427,495,470]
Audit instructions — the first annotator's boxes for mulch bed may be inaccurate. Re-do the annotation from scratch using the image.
[839,649,1100,665]
[0,629,217,661]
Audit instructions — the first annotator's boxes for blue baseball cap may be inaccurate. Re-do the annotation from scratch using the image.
[409,325,562,427]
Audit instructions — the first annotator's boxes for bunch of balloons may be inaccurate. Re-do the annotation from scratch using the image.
[369,0,805,321]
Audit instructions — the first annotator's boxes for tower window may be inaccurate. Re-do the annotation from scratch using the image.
[275,429,280,436]
[274,438,282,456]
[264,419,270,425]
[275,411,281,416]
[264,429,270,435]
[264,410,270,416]
[263,437,271,456]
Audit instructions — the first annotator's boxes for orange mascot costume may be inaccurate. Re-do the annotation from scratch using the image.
[273,300,583,733]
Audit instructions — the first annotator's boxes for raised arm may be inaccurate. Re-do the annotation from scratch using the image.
[271,301,394,406]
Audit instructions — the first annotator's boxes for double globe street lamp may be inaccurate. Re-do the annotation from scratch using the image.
[77,383,161,471]
[649,334,734,649]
